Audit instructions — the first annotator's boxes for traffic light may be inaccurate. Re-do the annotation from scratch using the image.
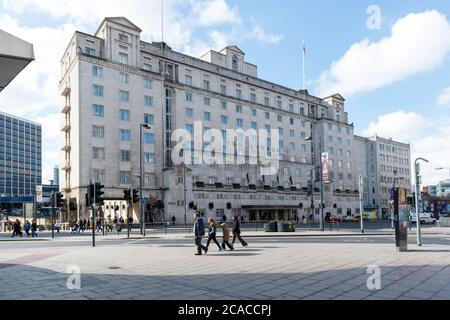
[88,183,95,206]
[407,197,413,205]
[55,192,64,208]
[95,183,105,205]
[132,189,140,204]
[123,189,131,203]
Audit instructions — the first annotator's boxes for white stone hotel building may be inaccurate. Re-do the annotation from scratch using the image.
[59,17,411,224]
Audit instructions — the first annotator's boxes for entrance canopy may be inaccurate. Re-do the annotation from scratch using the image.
[0,30,34,92]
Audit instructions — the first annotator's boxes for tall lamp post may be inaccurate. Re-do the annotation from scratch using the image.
[139,123,152,236]
[305,135,324,231]
[391,169,398,229]
[435,167,450,179]
[359,174,367,234]
[415,158,429,246]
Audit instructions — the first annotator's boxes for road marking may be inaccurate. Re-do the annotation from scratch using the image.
[122,239,146,245]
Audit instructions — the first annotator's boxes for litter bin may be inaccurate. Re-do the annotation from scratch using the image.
[277,221,295,232]
[264,221,278,232]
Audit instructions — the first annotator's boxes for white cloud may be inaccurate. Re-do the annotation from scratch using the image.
[363,111,430,143]
[437,86,450,106]
[191,0,241,27]
[363,112,450,186]
[317,10,450,98]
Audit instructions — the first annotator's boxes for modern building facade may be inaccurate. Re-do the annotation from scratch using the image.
[0,111,42,210]
[59,17,411,224]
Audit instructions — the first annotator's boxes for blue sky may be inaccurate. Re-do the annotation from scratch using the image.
[0,0,449,185]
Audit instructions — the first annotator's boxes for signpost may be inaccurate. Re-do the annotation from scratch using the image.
[394,187,409,252]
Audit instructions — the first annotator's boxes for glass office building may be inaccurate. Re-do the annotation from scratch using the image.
[0,111,42,209]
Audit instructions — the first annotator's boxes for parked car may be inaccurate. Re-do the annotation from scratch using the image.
[329,216,343,223]
[411,212,436,225]
[342,216,355,222]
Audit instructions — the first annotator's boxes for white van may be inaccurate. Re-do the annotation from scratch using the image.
[411,212,436,225]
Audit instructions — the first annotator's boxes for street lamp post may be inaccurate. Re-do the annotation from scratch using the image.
[391,169,398,229]
[359,174,367,234]
[415,158,429,247]
[305,135,324,231]
[140,124,152,237]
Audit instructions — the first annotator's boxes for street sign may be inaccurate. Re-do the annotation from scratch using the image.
[36,185,43,203]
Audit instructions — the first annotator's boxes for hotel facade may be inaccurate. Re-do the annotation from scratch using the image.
[59,17,411,224]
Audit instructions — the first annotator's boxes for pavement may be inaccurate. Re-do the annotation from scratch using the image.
[1,230,450,300]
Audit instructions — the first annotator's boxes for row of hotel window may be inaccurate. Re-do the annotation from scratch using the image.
[91,124,154,143]
[92,85,153,104]
[380,154,409,165]
[186,75,312,114]
[380,165,410,175]
[379,144,409,155]
[91,169,155,186]
[92,105,154,124]
[92,147,155,163]
[86,48,153,71]
[92,66,154,88]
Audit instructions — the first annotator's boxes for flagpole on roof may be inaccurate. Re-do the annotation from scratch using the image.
[302,39,306,91]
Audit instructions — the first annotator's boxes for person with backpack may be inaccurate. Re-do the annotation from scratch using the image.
[24,220,31,237]
[193,212,208,256]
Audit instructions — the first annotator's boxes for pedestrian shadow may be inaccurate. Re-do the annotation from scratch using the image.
[206,253,260,257]
[407,249,450,253]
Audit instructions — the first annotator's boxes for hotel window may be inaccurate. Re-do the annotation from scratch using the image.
[289,104,294,113]
[236,89,242,99]
[204,112,211,122]
[301,120,306,128]
[145,174,155,187]
[347,162,351,169]
[264,97,270,106]
[203,80,210,91]
[338,160,343,168]
[301,144,307,153]
[120,150,130,162]
[236,119,244,128]
[85,47,96,56]
[92,125,105,138]
[92,66,103,78]
[337,137,343,145]
[250,93,257,103]
[265,112,270,120]
[290,142,296,151]
[346,150,351,157]
[220,85,227,95]
[119,90,129,102]
[329,147,334,155]
[92,104,104,117]
[143,63,152,71]
[144,79,153,89]
[120,171,131,185]
[92,85,104,97]
[301,132,306,139]
[119,73,129,84]
[144,95,153,107]
[221,115,228,125]
[347,139,351,146]
[236,105,243,113]
[120,129,131,141]
[300,107,305,116]
[186,92,193,102]
[278,115,283,123]
[251,108,257,117]
[277,100,282,109]
[186,124,194,134]
[118,33,129,43]
[338,127,342,134]
[144,114,154,125]
[92,147,105,160]
[290,118,294,125]
[251,122,257,130]
[119,109,130,121]
[290,130,295,137]
[185,75,192,86]
[346,128,351,135]
[204,97,210,106]
[144,133,154,144]
[92,169,105,183]
[186,108,194,118]
[221,101,227,110]
[279,128,284,136]
[119,52,129,64]
[265,124,271,132]
[144,153,155,163]
[338,149,343,156]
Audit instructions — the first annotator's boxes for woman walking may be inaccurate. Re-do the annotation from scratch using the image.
[206,218,222,252]
[231,216,248,248]
[31,220,38,238]
[220,222,234,251]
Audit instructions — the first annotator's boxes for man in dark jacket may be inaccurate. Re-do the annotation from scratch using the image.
[193,212,208,256]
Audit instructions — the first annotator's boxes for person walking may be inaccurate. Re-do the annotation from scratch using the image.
[171,216,176,226]
[206,218,222,252]
[231,216,248,247]
[220,222,234,251]
[193,212,208,256]
[31,220,38,238]
[24,220,31,237]
[11,219,22,238]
